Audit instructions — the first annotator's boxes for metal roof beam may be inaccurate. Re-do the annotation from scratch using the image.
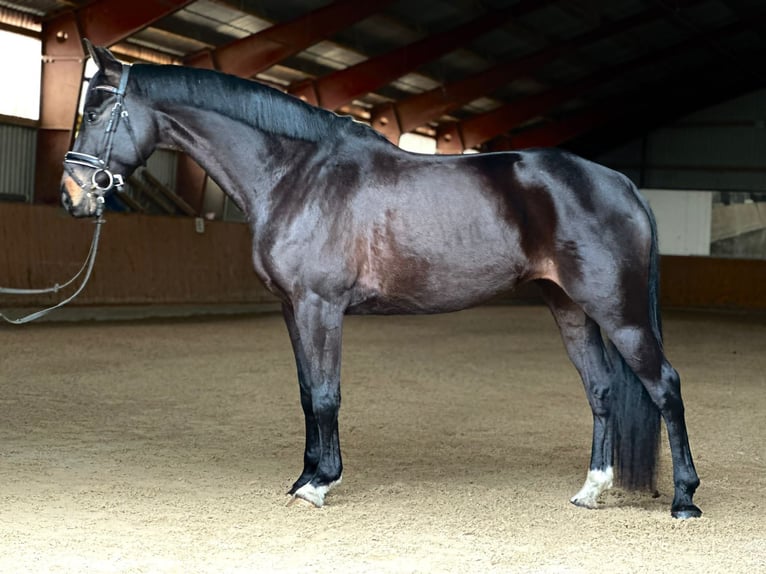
[184,0,395,77]
[436,17,748,153]
[71,0,194,48]
[718,0,766,46]
[34,0,193,204]
[653,0,766,85]
[506,50,766,151]
[371,1,701,143]
[287,0,551,110]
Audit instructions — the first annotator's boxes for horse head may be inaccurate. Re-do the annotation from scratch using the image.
[61,40,154,217]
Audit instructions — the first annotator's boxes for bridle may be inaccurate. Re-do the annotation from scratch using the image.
[63,62,146,216]
[0,63,143,324]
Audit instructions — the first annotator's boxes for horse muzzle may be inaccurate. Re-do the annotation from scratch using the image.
[60,173,102,218]
[61,153,126,217]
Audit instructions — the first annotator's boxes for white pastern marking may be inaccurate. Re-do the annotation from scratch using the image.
[292,475,342,508]
[570,467,614,509]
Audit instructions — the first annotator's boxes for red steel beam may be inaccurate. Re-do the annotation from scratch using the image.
[370,2,694,143]
[436,76,602,153]
[185,0,395,76]
[505,52,764,151]
[35,12,82,205]
[436,17,748,153]
[75,0,193,47]
[34,0,193,204]
[288,0,548,110]
[506,108,613,150]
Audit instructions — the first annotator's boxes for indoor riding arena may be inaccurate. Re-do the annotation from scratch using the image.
[1,1,765,573]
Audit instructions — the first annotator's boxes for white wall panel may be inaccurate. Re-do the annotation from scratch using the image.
[642,189,712,256]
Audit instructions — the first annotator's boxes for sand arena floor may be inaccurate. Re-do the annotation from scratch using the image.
[1,305,764,573]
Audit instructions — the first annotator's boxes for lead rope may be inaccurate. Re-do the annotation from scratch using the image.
[2,63,137,325]
[0,217,105,325]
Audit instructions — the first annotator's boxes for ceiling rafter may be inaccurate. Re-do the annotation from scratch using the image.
[436,15,752,152]
[650,0,766,84]
[183,0,395,78]
[0,0,760,183]
[718,0,766,45]
[286,0,553,110]
[53,0,195,48]
[369,1,701,143]
[506,45,766,152]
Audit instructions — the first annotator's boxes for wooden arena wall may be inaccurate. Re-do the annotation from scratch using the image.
[1,204,765,311]
[0,204,275,308]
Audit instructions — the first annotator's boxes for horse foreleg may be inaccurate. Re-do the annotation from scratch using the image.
[282,303,320,495]
[284,294,345,508]
[539,281,615,509]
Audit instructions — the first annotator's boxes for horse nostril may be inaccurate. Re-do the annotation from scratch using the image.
[61,191,72,210]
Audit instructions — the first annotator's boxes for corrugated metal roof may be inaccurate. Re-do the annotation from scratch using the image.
[0,0,765,153]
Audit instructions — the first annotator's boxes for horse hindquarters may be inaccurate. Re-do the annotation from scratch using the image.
[601,192,700,518]
[546,176,701,518]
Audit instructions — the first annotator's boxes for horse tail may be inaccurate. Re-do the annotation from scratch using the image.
[609,181,662,491]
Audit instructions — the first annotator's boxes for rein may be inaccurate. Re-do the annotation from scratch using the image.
[0,218,104,324]
[1,64,140,325]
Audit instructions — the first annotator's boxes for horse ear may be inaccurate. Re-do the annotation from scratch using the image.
[83,39,121,77]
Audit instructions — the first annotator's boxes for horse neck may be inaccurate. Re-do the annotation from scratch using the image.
[141,68,331,212]
[156,105,278,206]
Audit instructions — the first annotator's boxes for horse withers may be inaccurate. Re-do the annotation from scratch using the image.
[60,41,701,518]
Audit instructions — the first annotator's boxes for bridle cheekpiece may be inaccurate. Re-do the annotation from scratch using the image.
[63,63,145,215]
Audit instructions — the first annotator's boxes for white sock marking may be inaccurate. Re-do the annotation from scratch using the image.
[571,467,614,509]
[292,475,342,508]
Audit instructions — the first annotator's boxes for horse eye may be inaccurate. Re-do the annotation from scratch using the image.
[86,111,97,123]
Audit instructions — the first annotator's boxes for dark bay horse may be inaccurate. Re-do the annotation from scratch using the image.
[60,42,701,518]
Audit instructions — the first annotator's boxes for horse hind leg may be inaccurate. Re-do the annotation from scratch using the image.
[538,281,616,509]
[565,270,701,518]
[605,321,701,519]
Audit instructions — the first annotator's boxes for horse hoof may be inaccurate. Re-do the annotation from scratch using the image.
[570,497,598,510]
[671,505,702,519]
[286,495,320,509]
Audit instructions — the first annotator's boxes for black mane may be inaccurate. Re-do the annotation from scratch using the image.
[131,64,388,144]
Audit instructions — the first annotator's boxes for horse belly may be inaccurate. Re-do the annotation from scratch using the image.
[345,168,538,315]
[348,232,527,315]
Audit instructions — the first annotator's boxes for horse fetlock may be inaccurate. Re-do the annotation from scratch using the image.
[671,503,702,520]
[670,478,701,519]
